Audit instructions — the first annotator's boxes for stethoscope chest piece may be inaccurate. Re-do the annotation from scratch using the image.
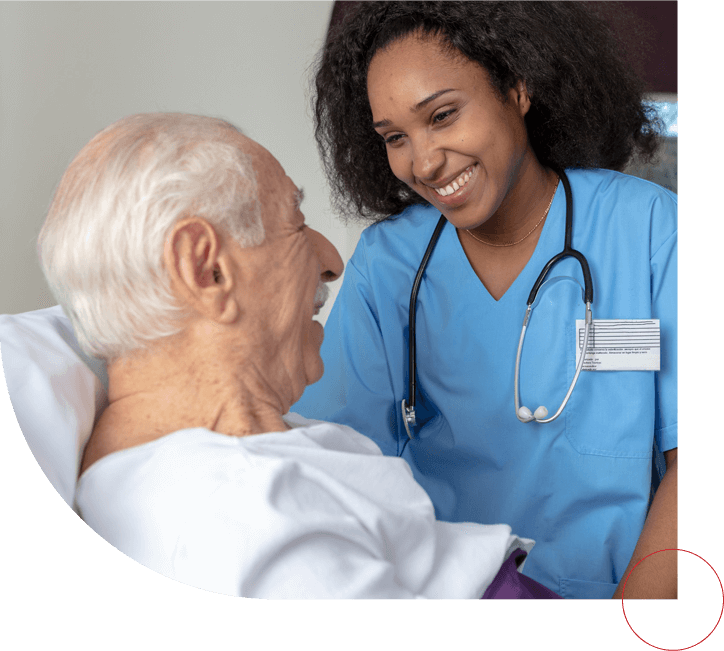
[401,398,416,439]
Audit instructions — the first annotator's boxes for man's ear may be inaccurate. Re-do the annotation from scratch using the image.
[163,218,239,324]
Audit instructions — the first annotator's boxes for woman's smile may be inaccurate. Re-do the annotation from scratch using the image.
[427,163,478,208]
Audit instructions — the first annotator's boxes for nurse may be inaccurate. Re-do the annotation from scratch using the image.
[294,2,677,599]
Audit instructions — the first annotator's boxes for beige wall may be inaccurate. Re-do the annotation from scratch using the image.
[0,1,364,323]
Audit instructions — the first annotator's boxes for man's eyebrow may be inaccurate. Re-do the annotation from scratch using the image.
[372,89,456,129]
[294,187,305,210]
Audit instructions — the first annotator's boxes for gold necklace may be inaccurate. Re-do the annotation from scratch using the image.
[464,176,559,248]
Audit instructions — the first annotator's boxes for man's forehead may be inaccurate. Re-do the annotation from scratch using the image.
[248,151,304,230]
[251,147,301,200]
[242,137,287,181]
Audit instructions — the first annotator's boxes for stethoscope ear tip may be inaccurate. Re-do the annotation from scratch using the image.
[533,406,549,420]
[517,405,549,423]
[517,406,534,422]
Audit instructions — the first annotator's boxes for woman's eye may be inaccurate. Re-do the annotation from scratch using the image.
[382,109,457,145]
[433,109,455,123]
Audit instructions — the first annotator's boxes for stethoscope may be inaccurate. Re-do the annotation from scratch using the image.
[400,169,594,441]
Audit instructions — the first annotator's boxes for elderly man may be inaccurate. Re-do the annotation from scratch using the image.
[37,113,556,599]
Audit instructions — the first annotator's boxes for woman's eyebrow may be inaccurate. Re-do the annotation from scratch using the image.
[372,89,455,128]
[413,88,455,111]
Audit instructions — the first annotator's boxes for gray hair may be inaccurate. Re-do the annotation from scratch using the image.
[37,113,265,361]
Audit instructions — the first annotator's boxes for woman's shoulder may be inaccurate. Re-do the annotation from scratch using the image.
[568,168,677,208]
[360,202,441,240]
[351,202,447,273]
[567,168,677,251]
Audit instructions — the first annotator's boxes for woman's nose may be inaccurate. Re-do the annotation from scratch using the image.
[411,136,445,183]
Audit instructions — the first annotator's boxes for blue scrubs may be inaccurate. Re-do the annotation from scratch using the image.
[294,169,677,599]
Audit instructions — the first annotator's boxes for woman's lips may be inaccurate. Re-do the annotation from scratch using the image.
[429,164,476,208]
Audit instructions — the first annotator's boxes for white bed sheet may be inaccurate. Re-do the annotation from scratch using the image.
[76,416,533,598]
[0,306,108,507]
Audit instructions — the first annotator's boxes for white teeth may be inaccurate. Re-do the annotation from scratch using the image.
[434,165,475,197]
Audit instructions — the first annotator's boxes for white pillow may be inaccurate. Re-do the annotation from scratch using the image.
[0,306,108,508]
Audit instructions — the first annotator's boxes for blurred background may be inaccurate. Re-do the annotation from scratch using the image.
[0,1,676,321]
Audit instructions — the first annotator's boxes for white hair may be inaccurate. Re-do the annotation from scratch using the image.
[37,113,265,361]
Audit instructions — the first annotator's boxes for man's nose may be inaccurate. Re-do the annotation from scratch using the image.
[309,228,344,282]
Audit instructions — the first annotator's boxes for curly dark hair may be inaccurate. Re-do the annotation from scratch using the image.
[313,1,662,223]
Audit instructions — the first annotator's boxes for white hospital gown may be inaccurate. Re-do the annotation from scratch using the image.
[76,413,532,598]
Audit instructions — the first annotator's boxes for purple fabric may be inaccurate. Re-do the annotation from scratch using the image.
[481,549,563,599]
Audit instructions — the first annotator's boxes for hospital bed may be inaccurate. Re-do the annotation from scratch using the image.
[0,300,668,514]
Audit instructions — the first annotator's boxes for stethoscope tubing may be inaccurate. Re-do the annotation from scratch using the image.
[526,170,593,306]
[405,214,448,428]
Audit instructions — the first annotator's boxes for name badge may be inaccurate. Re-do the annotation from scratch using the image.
[575,319,660,371]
